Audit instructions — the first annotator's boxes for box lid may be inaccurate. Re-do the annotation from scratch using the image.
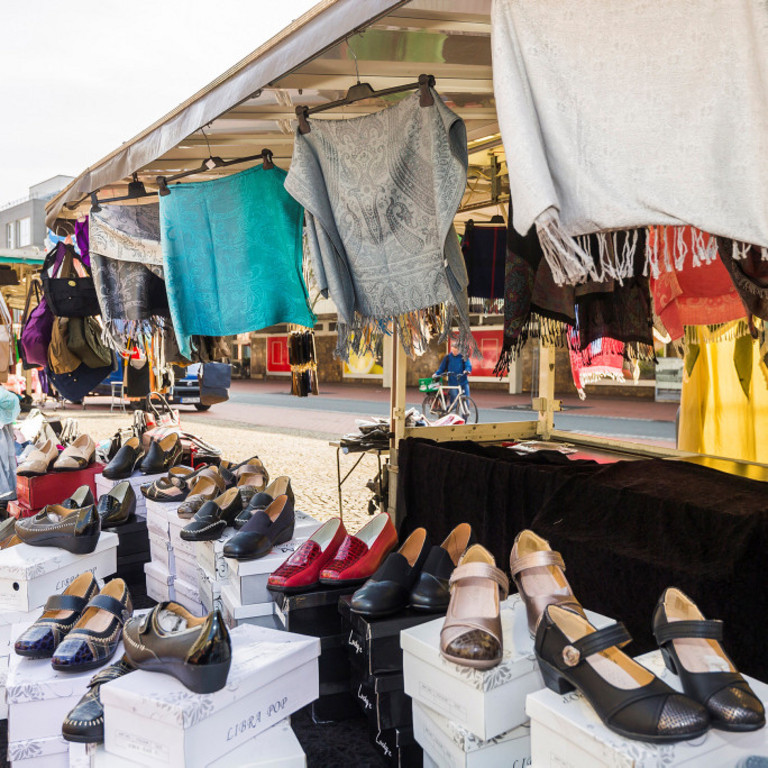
[221,583,275,620]
[7,734,69,762]
[144,560,174,586]
[0,531,119,581]
[103,517,148,536]
[340,595,435,642]
[227,535,310,578]
[271,584,351,613]
[101,624,319,729]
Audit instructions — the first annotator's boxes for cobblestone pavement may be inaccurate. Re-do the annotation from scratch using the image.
[64,411,381,533]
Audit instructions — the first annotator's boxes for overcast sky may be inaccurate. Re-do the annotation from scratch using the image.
[0,0,318,204]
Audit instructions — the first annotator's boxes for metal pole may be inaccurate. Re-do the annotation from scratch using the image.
[387,333,407,525]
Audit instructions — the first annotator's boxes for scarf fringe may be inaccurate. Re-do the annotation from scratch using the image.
[493,314,570,377]
[101,317,166,351]
[622,340,656,362]
[336,304,477,362]
[684,319,752,346]
[536,217,592,285]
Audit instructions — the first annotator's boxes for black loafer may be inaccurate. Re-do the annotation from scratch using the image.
[98,481,136,527]
[122,602,232,694]
[60,485,96,511]
[62,655,135,743]
[52,579,133,673]
[180,487,242,542]
[140,433,182,475]
[537,605,710,743]
[16,504,101,554]
[233,476,293,529]
[102,437,144,480]
[15,573,99,658]
[351,528,430,617]
[653,588,765,731]
[410,523,474,612]
[223,495,295,561]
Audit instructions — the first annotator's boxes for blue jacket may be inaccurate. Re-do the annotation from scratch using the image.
[434,353,471,384]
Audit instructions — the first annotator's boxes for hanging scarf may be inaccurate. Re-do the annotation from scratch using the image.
[491,0,768,285]
[568,333,626,400]
[89,205,169,349]
[285,89,472,360]
[461,221,506,313]
[716,238,768,322]
[159,165,314,359]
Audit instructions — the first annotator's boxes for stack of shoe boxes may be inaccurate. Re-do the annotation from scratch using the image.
[166,507,203,613]
[99,624,319,768]
[144,498,175,603]
[339,594,436,767]
[219,510,320,630]
[13,463,106,519]
[272,584,356,724]
[95,471,165,521]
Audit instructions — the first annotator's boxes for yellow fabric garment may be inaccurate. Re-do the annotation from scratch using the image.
[679,326,768,462]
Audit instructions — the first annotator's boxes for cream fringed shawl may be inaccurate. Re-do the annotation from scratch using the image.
[491,0,768,285]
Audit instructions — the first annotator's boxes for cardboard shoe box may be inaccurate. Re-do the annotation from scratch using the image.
[221,582,280,630]
[0,532,119,612]
[272,584,352,637]
[528,650,768,768]
[17,463,105,511]
[197,564,223,615]
[0,652,8,720]
[173,574,203,617]
[367,722,423,768]
[7,733,69,768]
[103,516,149,559]
[102,623,320,768]
[144,560,174,604]
[95,470,166,514]
[145,499,172,539]
[148,531,173,572]
[355,671,412,732]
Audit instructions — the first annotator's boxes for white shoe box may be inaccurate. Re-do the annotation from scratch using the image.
[196,565,223,615]
[413,700,530,768]
[221,583,280,630]
[0,652,8,720]
[171,548,199,586]
[8,733,69,768]
[95,471,166,519]
[168,513,197,561]
[145,499,172,539]
[67,742,91,768]
[0,533,119,612]
[527,650,768,768]
[102,623,319,768]
[148,532,173,572]
[173,575,203,617]
[91,719,305,767]
[144,560,174,603]
[7,631,126,742]
[0,607,40,651]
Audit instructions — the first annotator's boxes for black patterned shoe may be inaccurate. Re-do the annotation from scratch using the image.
[51,579,133,673]
[62,654,135,743]
[59,485,95,511]
[15,573,99,658]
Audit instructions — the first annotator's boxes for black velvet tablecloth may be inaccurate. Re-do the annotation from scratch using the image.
[397,437,768,680]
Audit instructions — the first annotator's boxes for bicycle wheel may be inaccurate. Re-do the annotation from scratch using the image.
[422,394,445,419]
[458,396,479,423]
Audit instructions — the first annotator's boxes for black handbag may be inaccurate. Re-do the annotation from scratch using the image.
[41,243,100,318]
[199,362,231,405]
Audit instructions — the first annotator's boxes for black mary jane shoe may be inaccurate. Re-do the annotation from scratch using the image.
[15,505,101,554]
[351,528,430,617]
[102,436,145,480]
[180,487,242,542]
[536,605,710,743]
[410,523,474,613]
[223,495,295,561]
[51,579,133,673]
[62,655,135,743]
[97,481,136,527]
[653,588,765,732]
[60,485,96,511]
[15,573,99,658]
[140,433,182,475]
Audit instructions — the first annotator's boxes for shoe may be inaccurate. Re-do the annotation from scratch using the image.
[653,588,765,732]
[54,434,96,471]
[319,512,398,586]
[51,579,133,672]
[0,534,21,550]
[16,504,101,554]
[351,528,430,617]
[236,471,268,508]
[536,604,710,742]
[62,655,135,743]
[14,573,99,658]
[122,602,232,694]
[234,476,294,529]
[140,432,182,475]
[440,544,509,669]
[222,456,268,483]
[97,481,136,527]
[60,485,95,511]
[0,515,15,543]
[410,523,474,613]
[102,436,144,480]
[17,438,58,476]
[510,529,584,636]
[268,517,347,593]
[180,487,242,542]
[175,469,226,519]
[141,465,202,501]
[223,494,295,561]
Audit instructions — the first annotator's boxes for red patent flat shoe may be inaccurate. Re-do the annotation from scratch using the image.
[267,517,347,593]
[319,512,398,586]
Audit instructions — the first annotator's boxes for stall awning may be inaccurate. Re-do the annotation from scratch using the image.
[46,0,502,228]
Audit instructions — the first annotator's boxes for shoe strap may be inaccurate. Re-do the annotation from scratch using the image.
[89,594,131,624]
[44,594,88,613]
[555,622,632,670]
[449,562,509,598]
[510,549,565,577]
[654,618,723,646]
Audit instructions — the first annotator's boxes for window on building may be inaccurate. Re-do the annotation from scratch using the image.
[5,222,15,249]
[18,218,31,247]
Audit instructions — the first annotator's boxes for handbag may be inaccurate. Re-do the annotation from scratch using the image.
[199,362,231,405]
[67,317,113,368]
[144,391,180,429]
[41,243,100,318]
[19,278,55,368]
[47,361,112,403]
[48,318,81,374]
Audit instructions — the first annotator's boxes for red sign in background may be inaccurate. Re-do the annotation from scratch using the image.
[266,336,290,373]
[469,329,504,378]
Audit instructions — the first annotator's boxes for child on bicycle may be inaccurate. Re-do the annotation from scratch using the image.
[432,340,472,404]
